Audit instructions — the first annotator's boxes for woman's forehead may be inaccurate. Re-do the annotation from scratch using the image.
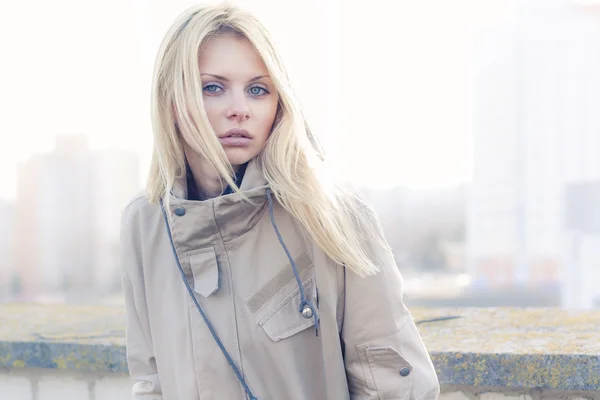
[198,34,269,76]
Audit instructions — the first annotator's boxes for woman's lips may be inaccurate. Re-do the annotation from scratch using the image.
[219,136,252,147]
[219,128,252,147]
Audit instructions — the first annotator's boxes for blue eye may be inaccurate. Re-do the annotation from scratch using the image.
[249,86,269,96]
[203,84,223,94]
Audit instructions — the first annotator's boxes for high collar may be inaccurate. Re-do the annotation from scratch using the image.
[166,158,270,252]
[171,157,267,200]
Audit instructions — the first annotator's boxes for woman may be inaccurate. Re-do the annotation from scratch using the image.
[120,3,440,399]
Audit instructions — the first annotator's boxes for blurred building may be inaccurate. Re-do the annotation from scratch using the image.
[468,0,600,299]
[0,200,15,301]
[362,184,467,275]
[13,134,139,300]
[91,149,140,292]
[563,182,600,308]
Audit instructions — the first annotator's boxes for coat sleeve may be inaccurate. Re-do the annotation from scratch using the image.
[341,203,440,400]
[120,201,163,399]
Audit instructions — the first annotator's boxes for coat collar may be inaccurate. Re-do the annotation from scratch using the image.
[171,157,267,200]
[166,158,269,252]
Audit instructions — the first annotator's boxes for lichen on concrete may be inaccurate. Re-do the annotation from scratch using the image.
[1,304,599,389]
[412,307,600,390]
[0,303,127,373]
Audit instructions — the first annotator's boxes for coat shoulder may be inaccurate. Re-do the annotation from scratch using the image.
[122,189,161,219]
[124,189,150,210]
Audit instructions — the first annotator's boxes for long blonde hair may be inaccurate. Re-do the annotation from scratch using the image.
[148,3,389,276]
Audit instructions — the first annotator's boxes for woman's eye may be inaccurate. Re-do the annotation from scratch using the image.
[203,84,222,94]
[248,86,268,96]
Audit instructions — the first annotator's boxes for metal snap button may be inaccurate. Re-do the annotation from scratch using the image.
[174,207,186,216]
[301,306,314,319]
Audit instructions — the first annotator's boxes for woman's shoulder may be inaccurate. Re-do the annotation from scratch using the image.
[124,189,150,209]
[121,189,161,225]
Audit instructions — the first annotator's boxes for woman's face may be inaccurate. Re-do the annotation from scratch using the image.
[186,33,279,168]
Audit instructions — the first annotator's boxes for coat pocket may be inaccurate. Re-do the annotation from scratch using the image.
[363,345,413,400]
[257,276,316,342]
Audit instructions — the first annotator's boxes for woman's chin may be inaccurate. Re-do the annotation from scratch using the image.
[224,148,258,166]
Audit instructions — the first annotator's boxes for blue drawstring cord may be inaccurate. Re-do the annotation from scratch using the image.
[266,188,320,336]
[159,188,319,399]
[160,200,258,400]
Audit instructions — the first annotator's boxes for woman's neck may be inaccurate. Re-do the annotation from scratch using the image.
[184,148,240,200]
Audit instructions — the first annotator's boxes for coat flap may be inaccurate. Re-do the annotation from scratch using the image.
[189,247,219,298]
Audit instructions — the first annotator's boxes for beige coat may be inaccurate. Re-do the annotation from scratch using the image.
[120,159,440,400]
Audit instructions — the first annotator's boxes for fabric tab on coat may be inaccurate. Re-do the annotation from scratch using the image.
[189,247,219,297]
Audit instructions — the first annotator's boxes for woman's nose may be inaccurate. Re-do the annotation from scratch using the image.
[226,91,250,121]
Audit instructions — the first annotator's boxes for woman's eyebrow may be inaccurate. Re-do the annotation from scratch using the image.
[248,75,270,82]
[200,73,270,83]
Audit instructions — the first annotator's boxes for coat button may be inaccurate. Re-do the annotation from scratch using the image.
[399,367,411,377]
[301,306,313,319]
[174,207,186,216]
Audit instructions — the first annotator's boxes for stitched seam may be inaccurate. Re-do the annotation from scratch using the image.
[272,318,314,340]
[366,346,411,399]
[168,211,195,285]
[221,201,268,243]
[185,247,215,257]
[212,202,246,400]
[356,346,376,398]
[369,353,384,400]
[257,275,313,326]
[168,218,203,399]
[246,254,313,313]
[188,248,218,297]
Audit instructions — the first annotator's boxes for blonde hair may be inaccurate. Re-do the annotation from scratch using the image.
[148,3,389,276]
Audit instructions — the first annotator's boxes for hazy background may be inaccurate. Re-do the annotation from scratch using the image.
[1,0,599,308]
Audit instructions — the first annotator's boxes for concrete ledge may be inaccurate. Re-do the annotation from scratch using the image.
[0,304,126,373]
[433,352,599,391]
[1,304,599,390]
[0,342,126,373]
[415,307,600,391]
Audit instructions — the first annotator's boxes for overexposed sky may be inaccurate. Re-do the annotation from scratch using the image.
[0,0,479,201]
